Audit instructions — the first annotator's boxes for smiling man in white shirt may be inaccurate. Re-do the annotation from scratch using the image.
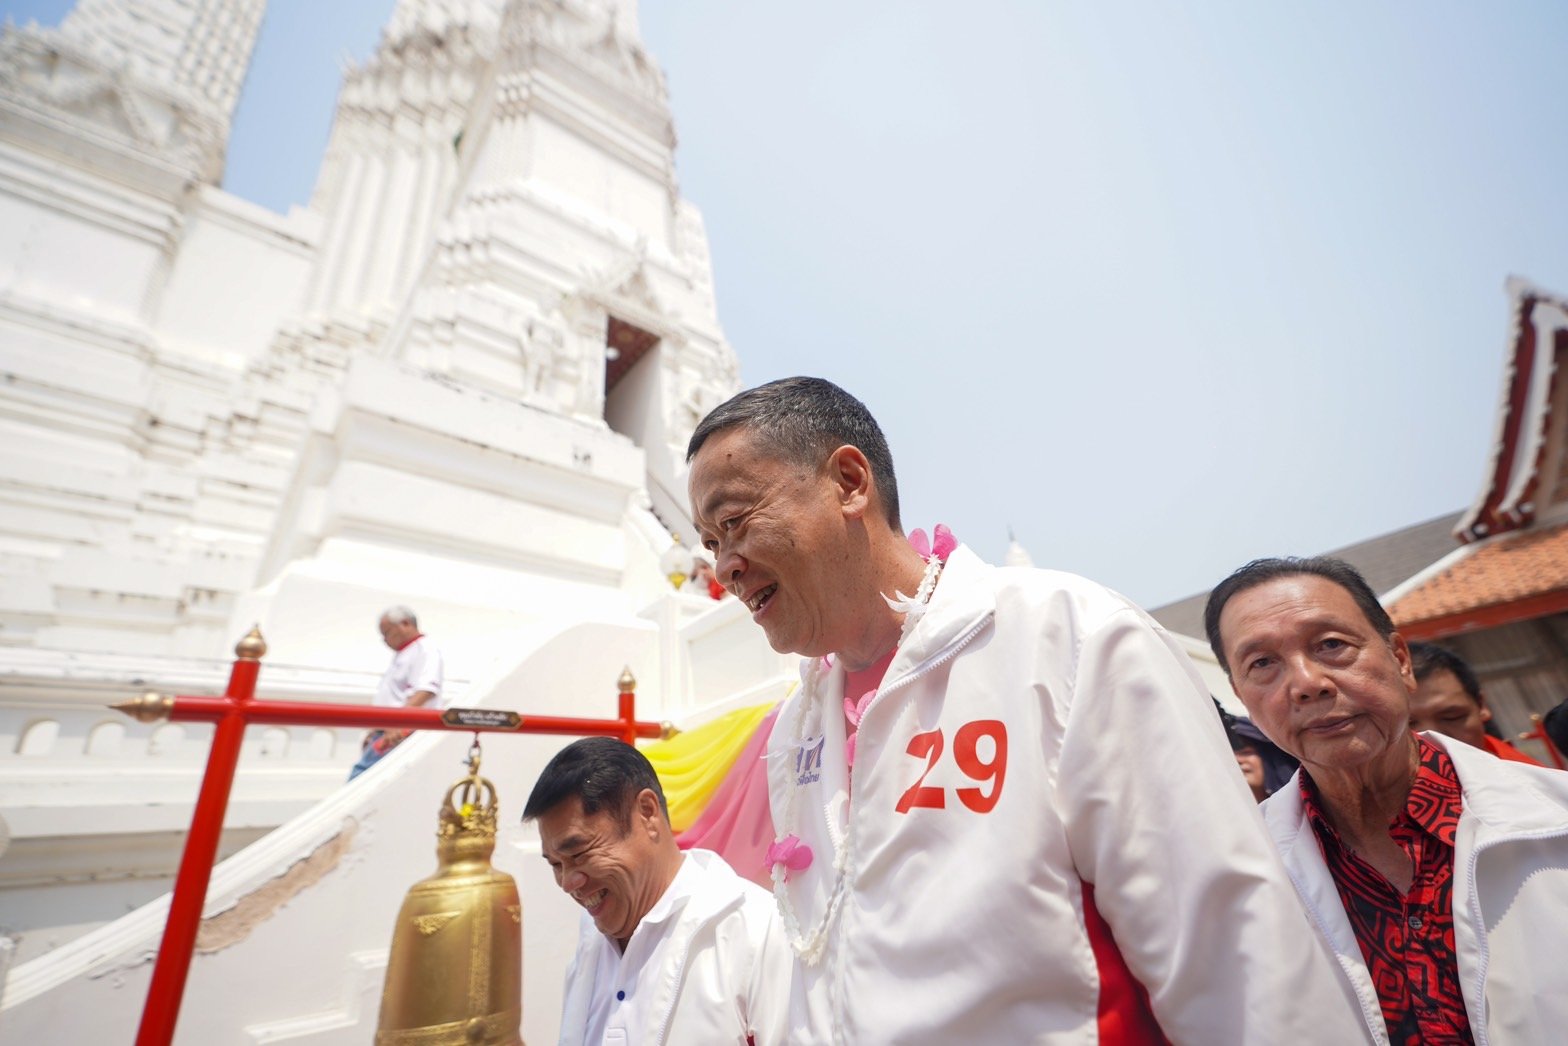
[525,737,789,1046]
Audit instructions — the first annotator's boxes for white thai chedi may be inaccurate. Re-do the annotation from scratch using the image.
[0,2,786,1042]
[0,0,737,663]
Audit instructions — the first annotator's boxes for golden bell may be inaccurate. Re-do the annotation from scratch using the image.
[376,749,524,1045]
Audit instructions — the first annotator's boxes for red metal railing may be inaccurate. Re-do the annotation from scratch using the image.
[115,627,664,1046]
[1519,714,1567,770]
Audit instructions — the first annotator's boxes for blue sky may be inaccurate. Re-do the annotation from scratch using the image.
[7,1,1567,608]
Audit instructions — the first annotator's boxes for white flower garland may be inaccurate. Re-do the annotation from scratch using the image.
[883,554,945,644]
[771,654,854,964]
[771,553,945,963]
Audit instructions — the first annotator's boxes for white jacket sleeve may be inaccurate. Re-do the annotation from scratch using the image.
[1059,606,1370,1045]
[742,894,793,1046]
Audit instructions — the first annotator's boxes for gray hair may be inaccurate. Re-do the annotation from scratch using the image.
[381,605,418,627]
[686,376,902,529]
[1204,557,1395,677]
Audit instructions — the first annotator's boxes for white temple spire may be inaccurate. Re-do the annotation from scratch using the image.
[0,0,267,184]
[1004,526,1036,568]
[59,0,266,132]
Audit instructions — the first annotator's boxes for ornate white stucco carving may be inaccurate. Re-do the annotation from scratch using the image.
[0,0,739,660]
[60,0,266,123]
[0,0,266,185]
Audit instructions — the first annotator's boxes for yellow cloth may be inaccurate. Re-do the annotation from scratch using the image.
[640,702,775,832]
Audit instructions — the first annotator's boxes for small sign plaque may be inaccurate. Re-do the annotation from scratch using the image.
[441,707,521,730]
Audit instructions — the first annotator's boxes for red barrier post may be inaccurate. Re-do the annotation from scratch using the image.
[1520,715,1567,770]
[134,628,266,1046]
[618,666,638,745]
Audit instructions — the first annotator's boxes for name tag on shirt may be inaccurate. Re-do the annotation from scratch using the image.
[794,735,826,785]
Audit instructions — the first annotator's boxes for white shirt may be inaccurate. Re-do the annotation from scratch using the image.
[583,854,701,1045]
[374,634,444,708]
[559,849,789,1046]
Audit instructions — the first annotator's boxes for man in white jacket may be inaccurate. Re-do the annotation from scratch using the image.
[1207,555,1568,1045]
[686,377,1367,1044]
[524,737,789,1046]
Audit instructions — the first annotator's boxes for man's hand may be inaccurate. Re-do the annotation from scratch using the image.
[381,691,436,747]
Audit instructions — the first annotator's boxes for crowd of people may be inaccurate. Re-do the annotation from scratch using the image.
[359,376,1567,1043]
[514,376,1568,1045]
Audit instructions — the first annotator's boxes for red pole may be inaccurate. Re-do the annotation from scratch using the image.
[135,632,263,1046]
[1521,716,1567,770]
[149,696,662,738]
[618,666,638,745]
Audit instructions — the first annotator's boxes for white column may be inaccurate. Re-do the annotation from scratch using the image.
[393,145,437,295]
[337,149,392,315]
[364,146,419,310]
[307,150,368,313]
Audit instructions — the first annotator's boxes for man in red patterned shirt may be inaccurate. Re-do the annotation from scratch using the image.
[1406,642,1545,767]
[1205,556,1568,1046]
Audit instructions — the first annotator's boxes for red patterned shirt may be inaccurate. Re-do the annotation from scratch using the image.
[1300,734,1474,1045]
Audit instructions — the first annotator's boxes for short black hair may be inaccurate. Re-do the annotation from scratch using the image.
[522,737,669,830]
[1543,699,1568,759]
[1408,642,1483,705]
[1212,697,1300,795]
[686,376,902,529]
[1204,556,1397,676]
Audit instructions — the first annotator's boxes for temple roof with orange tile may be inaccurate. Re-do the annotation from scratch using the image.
[1389,521,1568,639]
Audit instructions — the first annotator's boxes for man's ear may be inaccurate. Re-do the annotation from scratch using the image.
[634,788,664,838]
[1389,632,1417,691]
[826,445,873,520]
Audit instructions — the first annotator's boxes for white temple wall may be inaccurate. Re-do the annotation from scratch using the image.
[5,872,204,966]
[0,647,383,964]
[525,117,671,247]
[316,459,628,577]
[265,355,645,552]
[238,353,660,675]
[154,186,320,370]
[0,163,173,326]
[0,319,149,450]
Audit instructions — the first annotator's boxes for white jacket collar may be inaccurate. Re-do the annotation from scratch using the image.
[1262,731,1568,844]
[1423,731,1568,834]
[890,544,996,673]
[1259,777,1366,960]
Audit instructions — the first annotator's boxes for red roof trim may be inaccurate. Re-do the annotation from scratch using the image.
[1459,282,1568,544]
[1460,292,1538,542]
[1397,587,1568,642]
